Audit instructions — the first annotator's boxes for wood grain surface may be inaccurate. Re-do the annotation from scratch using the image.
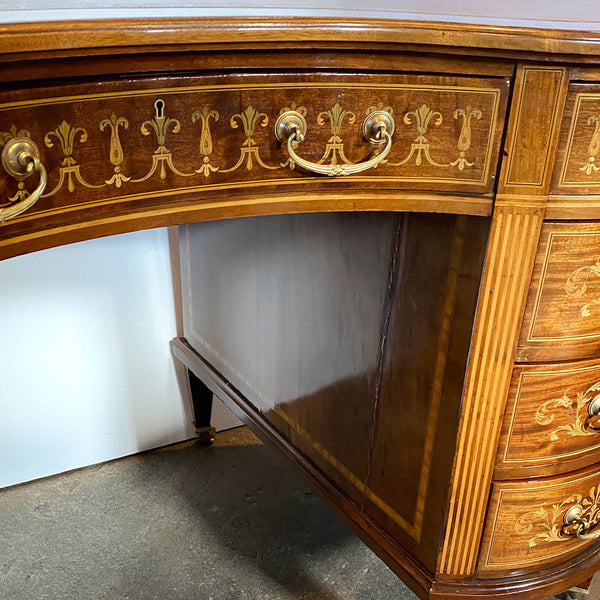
[496,358,600,479]
[363,213,489,572]
[517,222,600,363]
[478,463,600,577]
[0,71,507,259]
[181,212,397,507]
[2,13,600,61]
[180,210,489,575]
[4,8,600,600]
[547,81,600,219]
[438,65,569,579]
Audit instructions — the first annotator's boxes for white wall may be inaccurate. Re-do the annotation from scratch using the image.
[0,228,196,489]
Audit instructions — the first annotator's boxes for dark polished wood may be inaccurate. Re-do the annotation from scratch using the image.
[438,64,570,580]
[5,9,600,600]
[179,211,490,575]
[364,213,489,572]
[180,212,399,506]
[187,369,216,444]
[0,70,507,259]
[4,13,600,61]
[172,336,600,600]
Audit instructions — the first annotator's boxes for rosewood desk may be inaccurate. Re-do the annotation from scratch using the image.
[2,4,600,599]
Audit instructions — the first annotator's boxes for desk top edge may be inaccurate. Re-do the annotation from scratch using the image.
[2,1,600,30]
[2,13,600,58]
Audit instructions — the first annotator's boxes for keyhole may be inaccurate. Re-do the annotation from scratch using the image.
[154,99,165,118]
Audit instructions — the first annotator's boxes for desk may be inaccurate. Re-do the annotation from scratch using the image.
[2,4,600,598]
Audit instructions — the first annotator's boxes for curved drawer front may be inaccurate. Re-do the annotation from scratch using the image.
[496,358,600,479]
[478,465,600,577]
[547,84,600,219]
[552,84,600,198]
[517,222,600,362]
[0,72,508,257]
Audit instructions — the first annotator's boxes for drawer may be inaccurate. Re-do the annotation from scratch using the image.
[549,83,600,218]
[516,222,600,362]
[552,84,600,198]
[0,72,508,258]
[496,358,600,479]
[477,464,600,577]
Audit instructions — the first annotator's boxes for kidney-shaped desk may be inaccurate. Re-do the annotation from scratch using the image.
[3,5,600,599]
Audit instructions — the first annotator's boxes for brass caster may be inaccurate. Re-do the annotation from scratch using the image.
[196,425,217,445]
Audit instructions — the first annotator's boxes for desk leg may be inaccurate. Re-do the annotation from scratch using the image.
[187,369,216,445]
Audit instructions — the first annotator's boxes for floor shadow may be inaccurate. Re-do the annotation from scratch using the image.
[0,427,417,600]
[174,429,365,600]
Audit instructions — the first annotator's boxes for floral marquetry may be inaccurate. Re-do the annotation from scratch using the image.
[0,75,508,238]
[43,121,103,195]
[478,465,600,575]
[191,106,220,177]
[99,113,130,187]
[451,106,482,170]
[565,260,600,318]
[535,382,600,441]
[517,223,600,362]
[221,105,278,172]
[515,487,600,547]
[392,104,445,167]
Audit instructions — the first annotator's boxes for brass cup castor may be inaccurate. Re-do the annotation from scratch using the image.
[195,425,217,445]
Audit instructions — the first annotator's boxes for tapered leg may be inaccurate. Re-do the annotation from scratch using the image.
[187,369,216,445]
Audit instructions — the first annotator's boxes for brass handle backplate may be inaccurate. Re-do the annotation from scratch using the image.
[275,110,395,177]
[563,504,600,541]
[1,136,47,223]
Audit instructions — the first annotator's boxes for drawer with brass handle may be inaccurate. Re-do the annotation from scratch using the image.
[0,71,508,259]
[478,463,600,577]
[496,358,600,479]
[0,137,47,223]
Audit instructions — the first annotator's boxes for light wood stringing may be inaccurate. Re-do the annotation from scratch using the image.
[3,11,600,599]
[496,358,600,479]
[439,65,570,578]
[478,465,600,577]
[517,222,600,363]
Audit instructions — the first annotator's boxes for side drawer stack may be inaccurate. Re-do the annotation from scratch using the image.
[478,222,600,576]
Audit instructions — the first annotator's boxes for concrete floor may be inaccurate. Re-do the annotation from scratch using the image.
[0,427,564,600]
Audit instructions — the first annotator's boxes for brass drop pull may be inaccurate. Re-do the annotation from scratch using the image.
[275,110,395,176]
[1,137,47,223]
[586,394,600,431]
[562,505,600,541]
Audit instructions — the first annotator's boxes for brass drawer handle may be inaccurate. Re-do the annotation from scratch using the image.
[1,137,47,223]
[275,110,394,176]
[563,505,600,541]
[586,394,600,430]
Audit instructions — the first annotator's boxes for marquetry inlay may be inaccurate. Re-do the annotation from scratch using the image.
[99,113,130,187]
[558,94,600,187]
[43,120,103,195]
[535,381,600,441]
[516,486,600,547]
[565,259,600,318]
[440,65,569,578]
[0,80,505,222]
[439,203,546,575]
